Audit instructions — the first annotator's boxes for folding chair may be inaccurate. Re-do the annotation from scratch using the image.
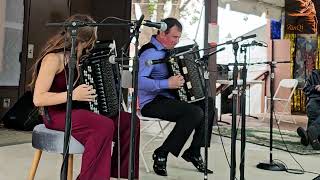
[121,70,171,173]
[263,79,298,124]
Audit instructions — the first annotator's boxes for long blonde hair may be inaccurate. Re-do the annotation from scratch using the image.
[29,14,97,90]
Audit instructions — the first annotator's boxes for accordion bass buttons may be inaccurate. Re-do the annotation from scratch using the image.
[182,67,188,74]
[186,82,192,89]
[87,66,92,72]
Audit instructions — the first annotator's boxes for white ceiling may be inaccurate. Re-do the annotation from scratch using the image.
[218,0,285,19]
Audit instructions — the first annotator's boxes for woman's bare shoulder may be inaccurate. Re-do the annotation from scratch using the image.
[41,53,65,73]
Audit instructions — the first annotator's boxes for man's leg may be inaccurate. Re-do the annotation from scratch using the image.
[189,97,215,150]
[308,124,320,150]
[141,96,204,176]
[181,96,215,174]
[141,95,203,156]
[298,99,320,148]
[306,99,320,128]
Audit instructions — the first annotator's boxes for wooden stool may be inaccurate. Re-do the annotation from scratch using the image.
[28,124,84,180]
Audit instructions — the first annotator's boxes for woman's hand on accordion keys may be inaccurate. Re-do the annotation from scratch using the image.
[73,84,97,102]
[168,75,185,89]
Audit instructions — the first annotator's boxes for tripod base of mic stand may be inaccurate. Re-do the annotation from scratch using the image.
[256,161,286,171]
[313,175,320,180]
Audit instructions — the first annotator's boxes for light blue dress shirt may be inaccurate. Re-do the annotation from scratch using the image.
[138,36,175,109]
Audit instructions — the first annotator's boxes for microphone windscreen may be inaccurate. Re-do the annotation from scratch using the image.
[160,22,167,31]
[109,55,116,64]
[121,70,132,88]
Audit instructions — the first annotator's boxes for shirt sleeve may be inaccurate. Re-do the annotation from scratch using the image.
[138,48,169,92]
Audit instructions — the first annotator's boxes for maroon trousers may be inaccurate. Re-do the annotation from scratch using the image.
[44,110,139,180]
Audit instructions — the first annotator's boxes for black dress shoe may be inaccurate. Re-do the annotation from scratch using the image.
[308,126,320,150]
[181,151,213,174]
[297,127,309,146]
[152,152,168,176]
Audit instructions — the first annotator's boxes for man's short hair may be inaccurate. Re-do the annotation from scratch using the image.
[158,17,182,34]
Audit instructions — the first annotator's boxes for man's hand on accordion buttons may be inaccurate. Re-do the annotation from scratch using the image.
[168,75,185,89]
[73,84,97,102]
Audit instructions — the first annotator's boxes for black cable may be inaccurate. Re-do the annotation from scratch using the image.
[99,17,132,24]
[272,112,320,176]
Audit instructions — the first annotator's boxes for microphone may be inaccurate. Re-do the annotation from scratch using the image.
[143,20,167,31]
[240,34,257,41]
[226,34,257,44]
[109,55,132,64]
[241,40,268,48]
[251,40,268,47]
[145,58,167,66]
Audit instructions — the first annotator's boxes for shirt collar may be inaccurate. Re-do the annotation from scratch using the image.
[150,35,165,51]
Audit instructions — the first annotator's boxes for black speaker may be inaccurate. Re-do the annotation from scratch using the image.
[2,91,42,131]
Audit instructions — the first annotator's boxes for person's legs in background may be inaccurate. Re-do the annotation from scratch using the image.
[297,99,320,149]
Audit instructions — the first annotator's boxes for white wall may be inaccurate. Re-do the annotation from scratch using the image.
[0,0,24,86]
[0,0,6,73]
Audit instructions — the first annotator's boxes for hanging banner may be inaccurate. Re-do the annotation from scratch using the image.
[293,34,318,88]
[285,0,318,34]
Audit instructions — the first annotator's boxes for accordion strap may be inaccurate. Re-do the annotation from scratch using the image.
[138,42,157,57]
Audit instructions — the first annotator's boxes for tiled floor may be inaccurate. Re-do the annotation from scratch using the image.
[1,113,320,180]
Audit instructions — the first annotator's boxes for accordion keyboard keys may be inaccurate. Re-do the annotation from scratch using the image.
[166,45,205,103]
[79,44,119,117]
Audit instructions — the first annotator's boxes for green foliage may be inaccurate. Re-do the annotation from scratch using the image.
[147,0,156,15]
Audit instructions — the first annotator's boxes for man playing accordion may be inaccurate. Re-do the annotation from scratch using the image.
[138,17,215,176]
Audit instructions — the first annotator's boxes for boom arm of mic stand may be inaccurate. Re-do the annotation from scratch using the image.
[46,21,132,27]
[120,29,135,56]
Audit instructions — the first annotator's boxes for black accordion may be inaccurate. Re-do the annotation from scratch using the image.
[79,41,119,117]
[167,44,205,103]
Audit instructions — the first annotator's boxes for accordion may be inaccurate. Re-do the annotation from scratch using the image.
[79,41,119,117]
[167,44,205,103]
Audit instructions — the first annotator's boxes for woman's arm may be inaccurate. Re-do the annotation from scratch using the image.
[33,53,68,107]
[33,52,96,107]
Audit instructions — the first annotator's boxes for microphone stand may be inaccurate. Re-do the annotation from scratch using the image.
[239,45,247,180]
[61,24,78,180]
[179,34,257,57]
[46,20,133,180]
[238,41,267,179]
[198,48,224,180]
[128,14,144,180]
[256,40,286,171]
[222,35,256,180]
[230,40,239,180]
[199,54,210,180]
